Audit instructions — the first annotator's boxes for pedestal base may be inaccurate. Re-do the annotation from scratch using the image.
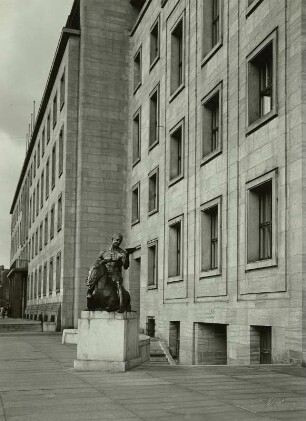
[74,310,140,372]
[74,357,141,372]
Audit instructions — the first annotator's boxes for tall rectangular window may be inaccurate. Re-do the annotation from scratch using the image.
[132,182,140,225]
[148,240,158,288]
[247,32,276,130]
[34,270,37,299]
[42,128,45,156]
[52,144,56,189]
[202,85,222,160]
[50,205,55,239]
[170,17,184,95]
[134,47,142,92]
[38,266,42,298]
[168,218,182,279]
[59,127,64,176]
[201,198,221,274]
[47,113,51,144]
[46,159,50,199]
[32,191,35,222]
[60,71,65,109]
[36,181,39,216]
[43,263,47,296]
[39,222,43,251]
[49,258,53,294]
[33,153,36,177]
[41,171,44,208]
[31,234,34,259]
[29,197,32,228]
[149,85,159,149]
[246,171,277,271]
[56,252,61,292]
[37,142,40,168]
[133,109,141,165]
[44,215,48,245]
[53,93,57,128]
[202,0,222,60]
[35,229,38,255]
[248,180,272,262]
[150,17,160,67]
[169,122,183,182]
[148,167,159,215]
[57,194,62,232]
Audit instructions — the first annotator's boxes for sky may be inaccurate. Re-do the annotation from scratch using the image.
[0,0,74,267]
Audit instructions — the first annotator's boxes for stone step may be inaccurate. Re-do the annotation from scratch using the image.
[0,321,42,333]
[149,339,170,365]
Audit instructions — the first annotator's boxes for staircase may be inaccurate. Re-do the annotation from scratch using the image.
[0,319,42,333]
[149,338,179,365]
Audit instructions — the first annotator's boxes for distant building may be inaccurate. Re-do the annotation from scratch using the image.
[10,0,306,366]
[0,265,9,308]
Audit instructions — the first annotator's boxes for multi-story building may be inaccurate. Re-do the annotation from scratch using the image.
[0,265,9,309]
[10,0,306,365]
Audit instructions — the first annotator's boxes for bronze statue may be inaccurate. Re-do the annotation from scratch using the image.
[86,233,131,313]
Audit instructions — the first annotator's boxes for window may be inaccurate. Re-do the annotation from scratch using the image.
[148,239,158,288]
[169,121,184,183]
[46,159,50,199]
[202,84,222,161]
[30,164,33,186]
[149,85,159,149]
[35,229,38,255]
[52,144,56,189]
[132,182,140,225]
[246,171,277,270]
[56,252,61,292]
[41,171,44,208]
[150,17,160,67]
[49,258,53,294]
[36,181,39,216]
[37,142,40,168]
[53,93,57,128]
[59,127,64,176]
[170,17,184,95]
[133,109,141,165]
[148,167,159,215]
[29,198,32,228]
[168,216,183,279]
[28,275,32,300]
[43,263,47,296]
[201,197,221,275]
[50,205,55,239]
[39,222,43,251]
[202,0,222,62]
[133,46,142,92]
[246,0,264,17]
[42,129,45,156]
[60,71,65,109]
[247,32,277,132]
[38,266,42,298]
[34,270,37,299]
[33,153,36,177]
[44,215,48,245]
[57,194,62,232]
[31,234,34,260]
[47,113,51,143]
[32,191,35,222]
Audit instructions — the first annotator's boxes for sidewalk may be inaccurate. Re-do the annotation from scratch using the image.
[0,333,305,421]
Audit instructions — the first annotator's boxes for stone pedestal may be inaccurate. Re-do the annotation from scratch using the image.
[74,311,141,372]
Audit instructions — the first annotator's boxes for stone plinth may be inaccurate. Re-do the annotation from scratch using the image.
[74,311,140,372]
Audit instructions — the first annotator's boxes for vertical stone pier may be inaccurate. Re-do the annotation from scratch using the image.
[74,311,141,372]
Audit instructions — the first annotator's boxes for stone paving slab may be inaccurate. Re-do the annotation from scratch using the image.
[0,334,305,420]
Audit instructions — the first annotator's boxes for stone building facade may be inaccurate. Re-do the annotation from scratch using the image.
[10,0,306,365]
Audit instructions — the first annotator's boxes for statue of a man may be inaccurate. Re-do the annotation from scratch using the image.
[96,233,129,312]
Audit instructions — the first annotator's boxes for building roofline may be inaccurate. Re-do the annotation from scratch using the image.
[10,27,80,215]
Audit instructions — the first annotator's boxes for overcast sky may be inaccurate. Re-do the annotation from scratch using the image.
[0,0,73,267]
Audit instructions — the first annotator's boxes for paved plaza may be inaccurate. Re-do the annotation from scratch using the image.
[0,333,305,421]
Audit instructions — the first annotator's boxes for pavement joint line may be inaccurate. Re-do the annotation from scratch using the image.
[70,372,145,421]
[139,368,282,421]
